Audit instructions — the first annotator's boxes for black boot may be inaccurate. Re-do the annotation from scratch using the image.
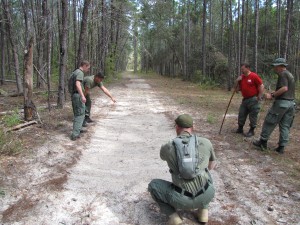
[245,127,255,137]
[235,125,244,134]
[274,146,284,154]
[253,139,267,150]
[85,116,94,123]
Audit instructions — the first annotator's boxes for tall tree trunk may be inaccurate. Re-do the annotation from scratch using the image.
[1,0,23,93]
[254,0,259,72]
[77,0,91,66]
[202,0,207,76]
[23,37,36,121]
[44,0,52,111]
[73,0,78,68]
[57,0,68,108]
[283,0,293,59]
[277,0,282,57]
[0,11,5,85]
[133,20,138,73]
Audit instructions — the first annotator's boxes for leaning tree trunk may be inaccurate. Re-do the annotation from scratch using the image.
[24,37,36,121]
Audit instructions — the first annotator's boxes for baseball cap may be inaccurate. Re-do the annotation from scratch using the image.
[175,114,193,128]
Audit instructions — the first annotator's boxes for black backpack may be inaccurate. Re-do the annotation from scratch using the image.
[68,71,76,94]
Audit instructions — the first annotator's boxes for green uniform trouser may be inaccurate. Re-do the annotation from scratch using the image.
[148,179,215,217]
[260,100,296,146]
[71,93,86,138]
[238,96,260,128]
[85,94,92,117]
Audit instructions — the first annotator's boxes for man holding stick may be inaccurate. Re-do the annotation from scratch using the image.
[235,63,264,137]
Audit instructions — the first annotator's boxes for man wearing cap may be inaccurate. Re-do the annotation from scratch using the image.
[253,58,296,154]
[235,63,264,137]
[148,114,217,225]
[83,72,116,124]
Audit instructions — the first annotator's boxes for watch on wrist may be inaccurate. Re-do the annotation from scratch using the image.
[271,93,275,98]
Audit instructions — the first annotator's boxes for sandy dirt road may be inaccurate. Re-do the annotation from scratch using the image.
[1,72,300,224]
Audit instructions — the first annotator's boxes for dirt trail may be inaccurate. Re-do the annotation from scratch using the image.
[1,72,299,224]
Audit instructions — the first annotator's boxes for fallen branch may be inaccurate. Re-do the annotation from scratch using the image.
[6,120,38,132]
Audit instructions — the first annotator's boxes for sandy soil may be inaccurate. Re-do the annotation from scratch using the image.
[0,72,299,225]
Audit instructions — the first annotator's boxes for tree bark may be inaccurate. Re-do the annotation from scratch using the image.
[1,0,23,93]
[57,0,68,108]
[283,0,293,60]
[23,37,36,121]
[202,0,207,77]
[77,0,91,66]
[254,0,259,72]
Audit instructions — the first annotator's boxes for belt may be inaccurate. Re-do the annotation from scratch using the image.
[276,98,294,101]
[173,182,210,198]
[243,96,256,100]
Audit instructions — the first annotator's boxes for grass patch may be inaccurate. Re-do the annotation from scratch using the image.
[0,188,5,197]
[2,110,21,127]
[0,128,23,156]
[206,113,217,124]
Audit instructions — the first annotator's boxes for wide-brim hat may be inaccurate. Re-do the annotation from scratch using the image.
[271,58,288,66]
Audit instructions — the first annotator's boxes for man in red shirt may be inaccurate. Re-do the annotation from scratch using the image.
[235,63,264,137]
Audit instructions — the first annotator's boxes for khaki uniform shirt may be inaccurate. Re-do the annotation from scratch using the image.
[83,75,103,89]
[73,69,85,92]
[160,131,216,194]
[275,70,295,100]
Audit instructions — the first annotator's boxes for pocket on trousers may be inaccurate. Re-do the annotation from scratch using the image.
[74,97,85,116]
[265,111,279,124]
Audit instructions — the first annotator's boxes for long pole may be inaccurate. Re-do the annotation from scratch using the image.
[219,84,238,134]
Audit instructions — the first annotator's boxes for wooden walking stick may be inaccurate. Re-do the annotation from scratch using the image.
[219,84,238,134]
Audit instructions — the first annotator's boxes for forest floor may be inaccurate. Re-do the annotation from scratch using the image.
[0,71,299,225]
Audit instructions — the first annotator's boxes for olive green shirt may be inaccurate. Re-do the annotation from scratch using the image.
[275,70,295,100]
[83,75,103,89]
[160,131,216,194]
[73,69,85,92]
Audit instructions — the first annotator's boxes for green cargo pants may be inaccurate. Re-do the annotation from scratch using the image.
[238,96,261,128]
[148,179,215,217]
[85,94,92,117]
[71,93,86,138]
[260,100,295,146]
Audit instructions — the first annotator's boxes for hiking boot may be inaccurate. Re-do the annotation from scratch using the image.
[85,116,94,123]
[274,146,285,154]
[244,127,255,137]
[198,208,208,223]
[80,129,88,133]
[235,126,244,134]
[70,134,80,141]
[82,120,88,127]
[253,139,267,150]
[167,212,183,225]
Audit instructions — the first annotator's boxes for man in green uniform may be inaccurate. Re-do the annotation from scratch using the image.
[83,72,116,123]
[148,114,217,225]
[70,60,90,141]
[253,58,296,154]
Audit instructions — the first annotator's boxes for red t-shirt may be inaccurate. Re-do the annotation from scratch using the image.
[238,72,263,98]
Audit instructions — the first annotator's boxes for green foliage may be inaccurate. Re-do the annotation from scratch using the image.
[2,110,21,127]
[0,188,5,197]
[0,128,22,156]
[206,114,216,124]
[193,70,219,89]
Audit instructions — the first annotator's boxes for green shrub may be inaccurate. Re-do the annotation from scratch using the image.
[2,110,21,127]
[0,128,22,156]
[206,114,216,124]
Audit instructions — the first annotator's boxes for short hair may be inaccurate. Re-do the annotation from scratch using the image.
[95,72,105,79]
[241,63,251,69]
[80,60,90,67]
